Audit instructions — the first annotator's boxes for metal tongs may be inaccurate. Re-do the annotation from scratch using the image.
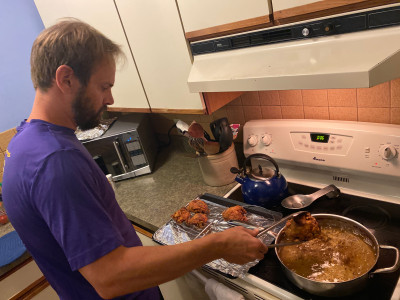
[228,211,309,248]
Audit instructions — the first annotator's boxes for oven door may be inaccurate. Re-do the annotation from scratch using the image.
[83,135,134,177]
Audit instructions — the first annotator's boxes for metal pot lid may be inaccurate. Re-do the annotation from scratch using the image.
[249,164,275,180]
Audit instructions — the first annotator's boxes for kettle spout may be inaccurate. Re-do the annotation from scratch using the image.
[234,176,244,184]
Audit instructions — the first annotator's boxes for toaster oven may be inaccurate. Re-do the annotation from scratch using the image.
[82,114,158,181]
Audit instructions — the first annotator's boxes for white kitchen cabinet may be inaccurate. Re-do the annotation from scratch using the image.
[114,0,205,113]
[272,0,319,13]
[177,0,272,41]
[33,0,150,111]
[34,0,207,114]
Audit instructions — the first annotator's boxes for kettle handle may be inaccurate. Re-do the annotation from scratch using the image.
[244,153,281,177]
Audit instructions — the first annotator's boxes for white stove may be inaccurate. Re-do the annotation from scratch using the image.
[204,119,400,300]
[243,119,400,204]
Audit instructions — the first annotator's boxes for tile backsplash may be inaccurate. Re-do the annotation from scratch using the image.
[150,78,400,139]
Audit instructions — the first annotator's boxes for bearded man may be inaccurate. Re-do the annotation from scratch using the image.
[2,20,268,300]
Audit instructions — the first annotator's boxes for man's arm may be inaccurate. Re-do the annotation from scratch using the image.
[79,226,267,299]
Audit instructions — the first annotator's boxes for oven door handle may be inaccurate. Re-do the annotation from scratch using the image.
[113,139,128,173]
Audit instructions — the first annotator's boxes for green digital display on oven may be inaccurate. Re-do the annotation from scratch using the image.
[310,133,330,143]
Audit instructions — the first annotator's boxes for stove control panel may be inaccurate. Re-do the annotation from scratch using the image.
[289,132,353,155]
[243,120,400,178]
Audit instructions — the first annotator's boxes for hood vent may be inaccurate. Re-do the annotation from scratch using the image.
[230,29,292,49]
[188,5,400,92]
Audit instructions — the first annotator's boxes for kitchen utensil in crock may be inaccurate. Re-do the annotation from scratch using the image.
[188,121,212,141]
[275,214,400,297]
[210,118,225,141]
[281,184,340,209]
[203,140,220,155]
[210,117,233,153]
[188,137,205,154]
[230,153,288,208]
[175,120,189,135]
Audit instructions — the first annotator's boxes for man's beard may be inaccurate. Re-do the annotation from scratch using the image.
[72,87,106,131]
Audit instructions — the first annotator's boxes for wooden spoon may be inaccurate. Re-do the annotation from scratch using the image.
[188,121,205,139]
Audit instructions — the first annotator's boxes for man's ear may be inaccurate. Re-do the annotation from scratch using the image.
[55,65,78,94]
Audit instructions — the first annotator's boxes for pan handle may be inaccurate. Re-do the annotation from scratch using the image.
[369,245,400,277]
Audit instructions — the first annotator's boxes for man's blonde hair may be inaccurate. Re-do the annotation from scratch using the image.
[31,19,124,91]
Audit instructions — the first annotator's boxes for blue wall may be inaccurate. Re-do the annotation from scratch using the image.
[0,0,44,132]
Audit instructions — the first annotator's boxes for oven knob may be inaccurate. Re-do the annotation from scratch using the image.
[247,135,258,147]
[262,134,272,146]
[379,144,397,160]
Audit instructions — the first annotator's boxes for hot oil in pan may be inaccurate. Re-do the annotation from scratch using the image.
[278,221,376,282]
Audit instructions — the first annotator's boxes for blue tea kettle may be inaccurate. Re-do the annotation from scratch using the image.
[230,153,288,208]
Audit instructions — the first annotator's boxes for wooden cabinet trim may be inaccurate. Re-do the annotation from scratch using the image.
[107,107,152,113]
[0,257,33,282]
[151,108,206,115]
[133,224,153,239]
[273,0,400,25]
[9,276,49,300]
[185,15,273,42]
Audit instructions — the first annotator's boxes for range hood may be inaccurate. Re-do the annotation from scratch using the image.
[188,6,400,92]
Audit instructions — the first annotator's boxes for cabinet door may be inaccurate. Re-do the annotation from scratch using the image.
[33,0,149,111]
[177,0,272,41]
[115,0,205,113]
[272,0,397,25]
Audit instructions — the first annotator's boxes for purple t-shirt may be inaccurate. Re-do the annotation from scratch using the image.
[2,120,160,300]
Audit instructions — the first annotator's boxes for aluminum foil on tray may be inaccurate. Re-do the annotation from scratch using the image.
[153,196,283,278]
[75,117,117,141]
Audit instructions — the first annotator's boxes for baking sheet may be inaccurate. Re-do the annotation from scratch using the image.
[153,195,283,278]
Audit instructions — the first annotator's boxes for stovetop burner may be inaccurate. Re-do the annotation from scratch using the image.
[342,204,390,230]
[242,182,400,300]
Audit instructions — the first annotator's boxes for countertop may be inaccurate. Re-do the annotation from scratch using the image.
[115,136,241,232]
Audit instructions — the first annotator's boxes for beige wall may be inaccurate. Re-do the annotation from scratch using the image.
[150,78,400,139]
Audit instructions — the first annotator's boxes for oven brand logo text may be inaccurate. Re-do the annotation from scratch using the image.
[313,156,325,162]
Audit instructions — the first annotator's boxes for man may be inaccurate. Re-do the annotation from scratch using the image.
[2,20,268,299]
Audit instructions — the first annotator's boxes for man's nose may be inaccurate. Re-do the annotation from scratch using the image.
[104,93,114,106]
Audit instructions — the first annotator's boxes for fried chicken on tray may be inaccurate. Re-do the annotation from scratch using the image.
[171,199,209,229]
[222,205,248,222]
[171,207,190,224]
[187,199,209,214]
[283,212,320,242]
[186,213,208,229]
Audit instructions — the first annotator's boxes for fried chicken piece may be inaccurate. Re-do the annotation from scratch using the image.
[222,205,248,222]
[171,207,190,224]
[283,212,320,242]
[186,213,208,229]
[187,199,209,214]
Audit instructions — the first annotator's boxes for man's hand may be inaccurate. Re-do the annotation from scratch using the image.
[213,226,268,264]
